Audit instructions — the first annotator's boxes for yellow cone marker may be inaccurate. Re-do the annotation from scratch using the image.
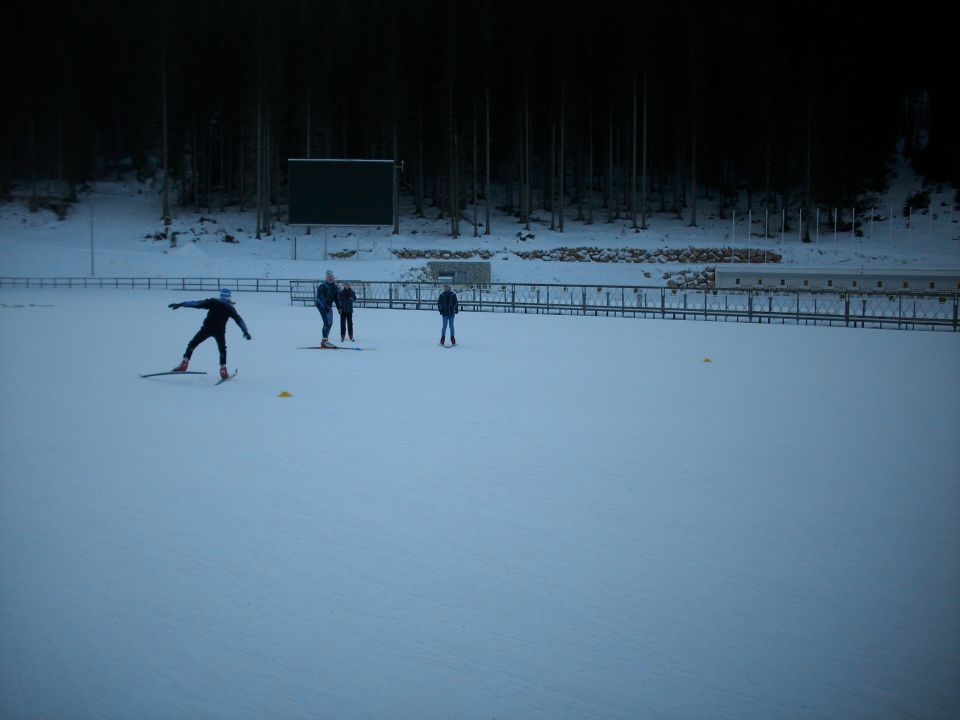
[277,391,293,397]
[703,358,712,363]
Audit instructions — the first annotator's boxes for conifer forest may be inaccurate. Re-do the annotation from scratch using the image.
[3,0,956,236]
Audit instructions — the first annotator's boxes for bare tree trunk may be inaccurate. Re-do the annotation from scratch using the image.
[764,68,772,238]
[523,88,531,231]
[255,83,262,239]
[484,83,491,235]
[239,117,245,212]
[416,103,424,216]
[803,73,813,241]
[391,11,400,236]
[559,78,565,232]
[393,101,400,235]
[688,114,697,227]
[449,75,457,237]
[630,73,637,229]
[219,83,225,211]
[549,123,555,230]
[587,101,593,224]
[606,110,613,222]
[472,100,478,237]
[205,115,213,211]
[518,109,525,225]
[688,39,698,228]
[192,103,199,212]
[641,61,648,230]
[161,37,170,221]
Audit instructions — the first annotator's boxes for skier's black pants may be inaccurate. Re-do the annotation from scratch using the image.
[340,312,353,339]
[184,327,227,365]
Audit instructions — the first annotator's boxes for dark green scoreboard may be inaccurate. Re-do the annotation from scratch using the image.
[288,159,394,226]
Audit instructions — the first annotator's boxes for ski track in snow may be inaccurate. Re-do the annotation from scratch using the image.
[1,288,958,719]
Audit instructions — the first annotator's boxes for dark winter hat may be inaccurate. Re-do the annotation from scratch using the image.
[220,288,233,303]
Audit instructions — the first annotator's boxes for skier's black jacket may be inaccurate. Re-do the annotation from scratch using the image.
[338,287,357,314]
[176,298,249,335]
[437,290,458,316]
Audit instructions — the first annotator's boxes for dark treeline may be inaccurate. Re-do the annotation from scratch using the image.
[3,0,955,235]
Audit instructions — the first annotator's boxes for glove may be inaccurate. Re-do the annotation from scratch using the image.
[168,303,181,309]
[244,333,252,340]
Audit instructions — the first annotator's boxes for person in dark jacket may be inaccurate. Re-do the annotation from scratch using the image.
[437,283,459,346]
[169,288,251,379]
[315,270,341,347]
[338,281,357,342]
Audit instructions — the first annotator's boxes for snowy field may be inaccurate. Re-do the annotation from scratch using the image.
[1,287,959,719]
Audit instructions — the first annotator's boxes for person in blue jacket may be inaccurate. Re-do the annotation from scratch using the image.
[169,288,251,379]
[338,281,357,342]
[315,270,341,347]
[437,282,458,346]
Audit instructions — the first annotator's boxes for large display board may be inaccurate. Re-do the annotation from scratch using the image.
[288,159,393,226]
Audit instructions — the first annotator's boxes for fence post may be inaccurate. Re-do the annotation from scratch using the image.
[954,295,958,331]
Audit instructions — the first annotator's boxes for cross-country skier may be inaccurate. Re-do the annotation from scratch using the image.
[338,281,357,342]
[315,270,341,348]
[169,288,251,379]
[437,282,459,346]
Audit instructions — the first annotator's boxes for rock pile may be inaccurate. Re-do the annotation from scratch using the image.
[392,249,495,260]
[390,246,781,265]
[511,246,782,264]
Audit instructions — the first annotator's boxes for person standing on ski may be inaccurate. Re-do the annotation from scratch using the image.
[338,281,357,342]
[437,282,459,346]
[169,288,251,379]
[315,270,341,348]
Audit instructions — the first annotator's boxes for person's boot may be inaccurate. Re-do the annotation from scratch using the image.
[173,358,189,372]
[340,335,345,342]
[321,338,333,348]
[451,336,456,346]
[220,365,230,380]
[440,335,445,346]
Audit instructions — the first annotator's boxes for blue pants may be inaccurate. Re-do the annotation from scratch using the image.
[441,315,455,338]
[318,306,333,339]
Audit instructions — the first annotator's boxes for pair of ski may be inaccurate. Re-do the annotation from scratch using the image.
[140,369,237,385]
[297,344,375,351]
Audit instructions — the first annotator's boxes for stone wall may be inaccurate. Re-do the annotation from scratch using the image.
[392,246,781,265]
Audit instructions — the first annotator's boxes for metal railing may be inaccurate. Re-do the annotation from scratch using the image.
[0,277,290,292]
[291,280,960,331]
[2,276,956,331]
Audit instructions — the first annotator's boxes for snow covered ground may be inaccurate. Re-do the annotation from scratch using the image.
[1,171,958,284]
[1,286,958,719]
[1,176,959,718]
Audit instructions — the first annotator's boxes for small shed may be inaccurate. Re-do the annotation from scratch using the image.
[427,261,491,285]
